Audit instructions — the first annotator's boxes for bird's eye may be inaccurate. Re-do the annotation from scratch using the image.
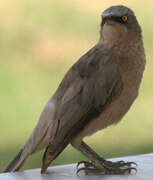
[122,15,128,22]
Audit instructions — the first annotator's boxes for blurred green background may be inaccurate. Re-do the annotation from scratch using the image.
[0,0,153,173]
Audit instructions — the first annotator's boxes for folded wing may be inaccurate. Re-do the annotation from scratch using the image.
[5,44,122,173]
[41,45,123,172]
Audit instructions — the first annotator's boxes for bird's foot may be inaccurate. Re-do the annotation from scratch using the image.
[77,159,137,175]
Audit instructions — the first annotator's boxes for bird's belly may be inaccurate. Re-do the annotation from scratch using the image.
[87,86,138,136]
[75,82,139,141]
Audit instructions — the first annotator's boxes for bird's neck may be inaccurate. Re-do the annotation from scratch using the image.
[117,37,145,87]
[99,34,145,83]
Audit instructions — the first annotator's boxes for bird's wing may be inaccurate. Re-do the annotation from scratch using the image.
[41,44,123,172]
[5,44,122,173]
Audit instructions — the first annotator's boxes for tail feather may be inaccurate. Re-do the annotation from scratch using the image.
[4,149,25,172]
[4,122,51,173]
[4,99,56,173]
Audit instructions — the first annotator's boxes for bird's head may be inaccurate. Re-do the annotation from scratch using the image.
[100,5,142,47]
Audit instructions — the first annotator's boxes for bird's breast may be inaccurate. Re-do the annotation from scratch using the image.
[75,63,144,141]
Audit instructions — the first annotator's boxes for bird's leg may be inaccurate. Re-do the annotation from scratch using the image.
[71,141,137,175]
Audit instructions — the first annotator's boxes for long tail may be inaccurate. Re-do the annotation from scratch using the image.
[4,149,25,172]
[4,99,57,172]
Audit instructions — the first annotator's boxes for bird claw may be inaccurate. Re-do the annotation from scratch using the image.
[76,160,137,175]
[102,160,137,168]
[77,167,103,175]
[77,161,95,169]
[105,167,137,175]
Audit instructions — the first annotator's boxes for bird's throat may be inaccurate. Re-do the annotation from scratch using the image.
[100,23,127,47]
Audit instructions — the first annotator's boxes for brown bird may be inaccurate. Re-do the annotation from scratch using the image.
[5,5,146,175]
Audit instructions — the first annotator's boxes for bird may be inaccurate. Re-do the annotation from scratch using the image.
[5,5,146,175]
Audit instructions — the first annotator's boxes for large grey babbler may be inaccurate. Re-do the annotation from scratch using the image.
[5,5,146,175]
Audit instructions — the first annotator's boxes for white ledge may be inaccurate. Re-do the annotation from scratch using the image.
[1,153,153,180]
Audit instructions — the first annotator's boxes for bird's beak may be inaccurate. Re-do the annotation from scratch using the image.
[105,20,116,26]
[102,16,115,27]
